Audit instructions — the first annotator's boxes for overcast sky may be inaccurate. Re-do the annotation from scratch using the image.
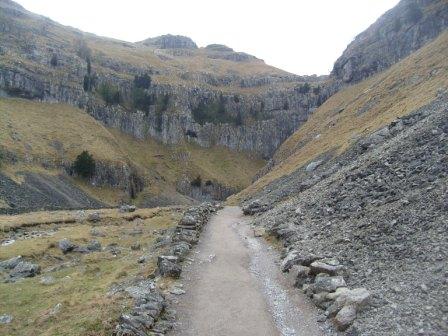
[15,0,399,75]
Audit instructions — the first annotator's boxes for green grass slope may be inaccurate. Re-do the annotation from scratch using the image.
[0,98,265,207]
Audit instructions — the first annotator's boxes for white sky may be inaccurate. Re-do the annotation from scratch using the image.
[15,0,399,75]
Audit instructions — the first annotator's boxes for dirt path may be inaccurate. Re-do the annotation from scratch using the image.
[169,206,324,336]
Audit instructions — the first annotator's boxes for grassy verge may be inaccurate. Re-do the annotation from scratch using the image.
[0,207,183,336]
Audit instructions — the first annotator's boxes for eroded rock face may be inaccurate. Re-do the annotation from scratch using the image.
[332,0,448,83]
[0,1,337,159]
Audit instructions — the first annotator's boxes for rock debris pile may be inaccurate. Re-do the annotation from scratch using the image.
[243,98,448,335]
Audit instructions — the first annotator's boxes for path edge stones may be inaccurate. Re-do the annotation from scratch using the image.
[114,202,221,336]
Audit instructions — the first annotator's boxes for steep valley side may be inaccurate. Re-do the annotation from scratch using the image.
[0,98,265,214]
[233,18,448,336]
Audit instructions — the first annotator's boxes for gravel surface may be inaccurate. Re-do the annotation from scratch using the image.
[170,206,324,336]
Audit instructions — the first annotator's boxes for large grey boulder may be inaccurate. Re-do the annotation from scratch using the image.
[87,212,101,223]
[313,275,346,293]
[305,160,323,172]
[86,240,102,252]
[177,214,197,230]
[0,256,23,270]
[334,304,357,331]
[58,239,76,254]
[327,287,371,317]
[170,241,191,259]
[9,261,40,279]
[290,265,311,287]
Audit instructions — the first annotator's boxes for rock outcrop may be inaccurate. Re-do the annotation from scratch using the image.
[140,34,198,49]
[0,0,336,158]
[332,0,448,83]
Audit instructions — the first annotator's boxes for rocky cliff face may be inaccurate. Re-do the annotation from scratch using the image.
[140,34,198,49]
[332,0,448,83]
[0,0,335,159]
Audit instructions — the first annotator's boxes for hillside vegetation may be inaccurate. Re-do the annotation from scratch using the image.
[0,98,265,209]
[230,30,448,203]
[0,207,183,336]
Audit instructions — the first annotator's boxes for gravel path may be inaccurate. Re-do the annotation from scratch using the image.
[170,206,324,336]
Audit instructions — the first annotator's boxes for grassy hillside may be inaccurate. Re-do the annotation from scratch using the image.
[0,98,265,206]
[0,207,182,336]
[230,31,448,203]
[0,0,307,95]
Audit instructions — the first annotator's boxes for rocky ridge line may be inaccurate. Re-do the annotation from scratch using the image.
[332,0,448,84]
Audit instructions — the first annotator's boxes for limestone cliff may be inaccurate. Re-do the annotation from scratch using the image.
[332,0,448,83]
[0,0,334,158]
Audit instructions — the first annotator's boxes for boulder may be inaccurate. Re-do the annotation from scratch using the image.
[0,256,23,270]
[310,258,343,276]
[157,256,181,278]
[326,287,350,301]
[177,214,197,230]
[0,314,13,324]
[312,292,331,309]
[58,239,76,254]
[290,265,311,287]
[90,228,106,237]
[334,304,357,331]
[73,246,90,253]
[313,275,346,293]
[86,240,102,252]
[119,204,136,213]
[305,160,323,172]
[170,241,191,259]
[10,261,40,279]
[87,212,101,223]
[281,250,321,272]
[327,287,371,316]
[106,244,121,256]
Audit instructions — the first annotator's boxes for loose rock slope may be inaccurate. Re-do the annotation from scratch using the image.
[242,97,448,334]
